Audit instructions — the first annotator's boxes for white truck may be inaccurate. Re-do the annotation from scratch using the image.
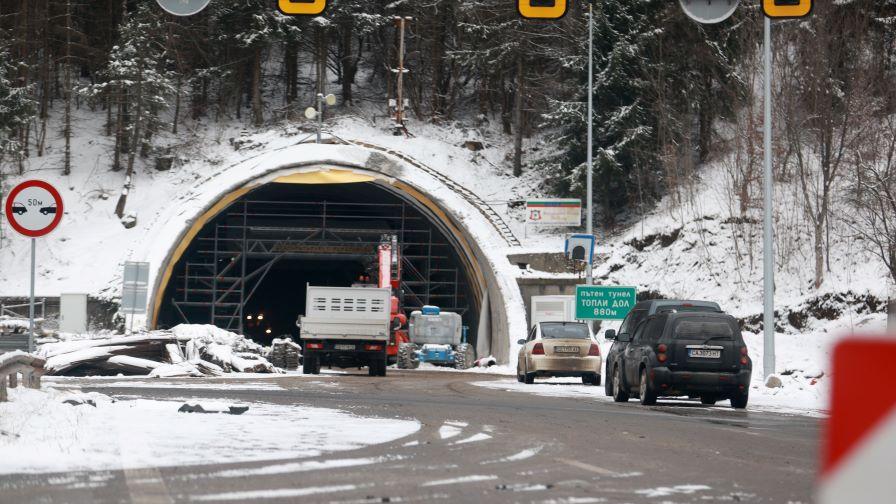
[297,285,392,376]
[530,295,576,327]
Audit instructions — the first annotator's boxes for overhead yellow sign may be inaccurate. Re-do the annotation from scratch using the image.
[763,0,812,18]
[518,0,567,20]
[278,0,327,16]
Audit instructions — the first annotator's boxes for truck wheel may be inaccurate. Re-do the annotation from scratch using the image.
[454,343,475,370]
[369,354,387,377]
[397,343,419,370]
[303,353,320,375]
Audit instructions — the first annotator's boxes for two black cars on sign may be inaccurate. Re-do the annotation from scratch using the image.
[603,300,752,409]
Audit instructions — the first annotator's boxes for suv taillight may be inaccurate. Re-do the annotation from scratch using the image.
[740,346,749,366]
[306,342,323,350]
[588,344,600,356]
[532,343,545,355]
[657,343,668,363]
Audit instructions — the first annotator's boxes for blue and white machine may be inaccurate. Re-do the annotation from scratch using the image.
[397,306,475,370]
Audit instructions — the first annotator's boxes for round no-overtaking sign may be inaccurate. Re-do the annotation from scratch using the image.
[4,180,64,237]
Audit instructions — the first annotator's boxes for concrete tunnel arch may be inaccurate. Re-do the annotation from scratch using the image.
[146,144,518,363]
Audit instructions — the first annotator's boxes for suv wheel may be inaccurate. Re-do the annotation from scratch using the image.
[639,368,657,406]
[604,362,614,396]
[612,365,629,402]
[730,389,749,409]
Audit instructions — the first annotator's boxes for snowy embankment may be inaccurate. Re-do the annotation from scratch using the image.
[0,386,419,475]
[37,324,278,377]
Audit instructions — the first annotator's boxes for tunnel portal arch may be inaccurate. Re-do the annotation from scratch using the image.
[146,150,515,362]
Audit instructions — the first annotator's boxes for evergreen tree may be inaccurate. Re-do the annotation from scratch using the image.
[545,1,746,225]
[0,45,36,173]
[83,3,174,217]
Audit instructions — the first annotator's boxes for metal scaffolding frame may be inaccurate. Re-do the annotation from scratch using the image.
[168,197,470,332]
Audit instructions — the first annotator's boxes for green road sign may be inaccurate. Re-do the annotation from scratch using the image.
[575,285,637,320]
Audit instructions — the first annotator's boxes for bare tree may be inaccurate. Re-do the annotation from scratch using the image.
[778,3,876,288]
[847,113,896,328]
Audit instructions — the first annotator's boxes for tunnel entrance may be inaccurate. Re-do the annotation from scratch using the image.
[158,181,478,346]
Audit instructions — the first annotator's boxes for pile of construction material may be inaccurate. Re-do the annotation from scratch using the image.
[269,338,302,370]
[37,325,279,377]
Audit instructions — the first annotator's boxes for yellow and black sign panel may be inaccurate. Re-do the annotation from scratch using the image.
[763,0,812,19]
[518,0,568,20]
[278,0,327,16]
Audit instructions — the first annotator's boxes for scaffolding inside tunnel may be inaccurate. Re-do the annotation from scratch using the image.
[161,183,475,342]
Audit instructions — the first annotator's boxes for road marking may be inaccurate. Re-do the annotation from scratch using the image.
[555,458,618,477]
[123,467,173,504]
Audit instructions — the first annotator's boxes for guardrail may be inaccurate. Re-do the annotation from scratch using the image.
[1,299,46,319]
[0,352,46,402]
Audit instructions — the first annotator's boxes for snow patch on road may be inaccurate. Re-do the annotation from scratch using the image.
[453,432,492,445]
[438,421,468,439]
[421,474,498,487]
[485,446,544,464]
[200,456,397,479]
[73,380,285,391]
[0,387,420,474]
[190,484,368,501]
[635,484,712,498]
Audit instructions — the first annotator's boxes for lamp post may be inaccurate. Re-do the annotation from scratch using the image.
[305,93,337,144]
[585,1,594,286]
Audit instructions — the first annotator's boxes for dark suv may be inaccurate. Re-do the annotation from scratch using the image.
[604,300,722,396]
[608,311,751,408]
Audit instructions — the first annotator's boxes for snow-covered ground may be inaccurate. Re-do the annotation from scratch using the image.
[0,386,419,474]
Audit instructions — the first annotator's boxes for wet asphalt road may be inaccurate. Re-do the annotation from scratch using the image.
[0,370,819,503]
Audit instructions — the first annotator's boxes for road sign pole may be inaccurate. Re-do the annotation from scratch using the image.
[585,2,594,286]
[28,238,36,353]
[763,16,775,379]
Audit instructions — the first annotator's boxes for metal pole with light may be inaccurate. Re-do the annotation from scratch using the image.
[585,0,594,286]
[305,94,337,144]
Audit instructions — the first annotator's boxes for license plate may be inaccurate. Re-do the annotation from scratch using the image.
[689,349,721,359]
[334,344,355,351]
[554,346,579,354]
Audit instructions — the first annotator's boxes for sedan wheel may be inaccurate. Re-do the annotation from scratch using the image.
[523,360,535,384]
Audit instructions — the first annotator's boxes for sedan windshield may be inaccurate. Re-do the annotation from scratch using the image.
[540,322,590,340]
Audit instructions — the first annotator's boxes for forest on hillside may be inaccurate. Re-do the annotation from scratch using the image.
[1,1,895,290]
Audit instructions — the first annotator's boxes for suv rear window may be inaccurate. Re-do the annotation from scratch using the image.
[541,322,590,340]
[673,320,734,340]
[656,305,721,314]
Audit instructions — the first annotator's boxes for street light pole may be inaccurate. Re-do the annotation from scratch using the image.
[585,1,594,286]
[316,93,324,144]
[763,16,776,379]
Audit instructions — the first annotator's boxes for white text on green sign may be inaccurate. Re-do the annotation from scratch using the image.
[575,286,636,320]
